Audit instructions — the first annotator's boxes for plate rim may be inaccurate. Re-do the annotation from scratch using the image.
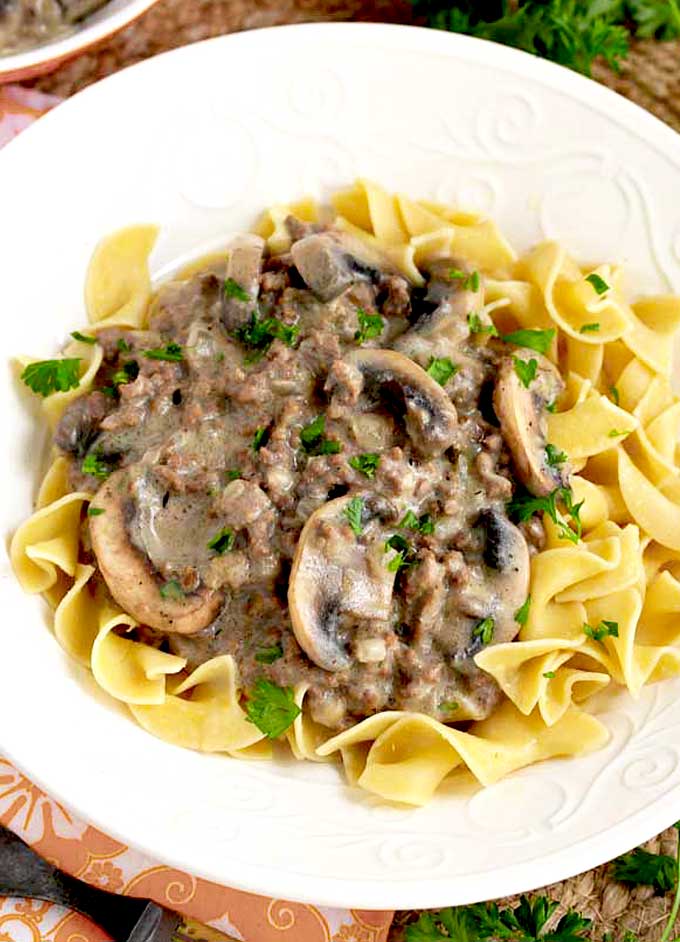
[3,21,680,910]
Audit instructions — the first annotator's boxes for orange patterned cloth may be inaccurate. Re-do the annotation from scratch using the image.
[0,89,393,942]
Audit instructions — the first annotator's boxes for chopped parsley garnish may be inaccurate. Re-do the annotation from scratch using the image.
[508,486,583,544]
[143,342,183,362]
[583,619,619,643]
[546,399,558,413]
[545,444,567,467]
[224,277,251,302]
[354,307,384,344]
[501,327,555,354]
[467,312,498,336]
[513,356,538,389]
[225,469,242,481]
[343,496,365,537]
[426,356,458,386]
[159,579,184,600]
[255,643,284,664]
[472,616,495,646]
[449,268,480,291]
[207,527,235,555]
[117,338,131,353]
[234,312,299,360]
[81,453,112,479]
[608,428,629,438]
[440,700,459,714]
[543,671,557,680]
[399,510,435,535]
[385,533,416,572]
[112,360,139,386]
[585,272,610,295]
[252,427,270,451]
[87,506,105,517]
[21,358,82,397]
[71,330,96,345]
[612,847,677,894]
[610,385,620,406]
[515,595,531,626]
[349,453,380,478]
[300,415,341,456]
[579,322,600,333]
[245,678,300,739]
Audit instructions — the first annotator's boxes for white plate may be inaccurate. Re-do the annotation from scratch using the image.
[2,23,680,911]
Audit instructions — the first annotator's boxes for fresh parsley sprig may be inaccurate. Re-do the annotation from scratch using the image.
[245,678,300,739]
[300,415,341,456]
[21,358,82,397]
[234,312,299,359]
[143,342,183,362]
[349,453,381,478]
[343,496,365,537]
[508,486,583,544]
[502,328,555,355]
[355,307,384,344]
[427,356,458,386]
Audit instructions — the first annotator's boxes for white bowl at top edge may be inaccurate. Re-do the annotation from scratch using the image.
[2,23,680,910]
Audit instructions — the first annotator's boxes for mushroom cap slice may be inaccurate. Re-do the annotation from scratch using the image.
[332,348,458,457]
[493,353,568,497]
[477,508,530,645]
[89,470,223,634]
[222,234,265,331]
[290,232,383,302]
[288,496,397,672]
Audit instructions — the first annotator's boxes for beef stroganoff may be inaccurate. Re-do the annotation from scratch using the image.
[11,181,680,805]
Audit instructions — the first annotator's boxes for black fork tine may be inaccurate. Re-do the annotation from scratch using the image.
[0,825,148,940]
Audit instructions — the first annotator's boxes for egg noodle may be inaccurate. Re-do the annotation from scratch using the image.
[11,180,680,806]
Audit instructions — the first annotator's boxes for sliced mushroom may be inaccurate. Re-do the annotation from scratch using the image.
[54,390,114,458]
[89,469,222,634]
[327,348,457,457]
[290,232,382,302]
[221,234,265,331]
[288,496,397,671]
[476,509,530,645]
[394,258,483,363]
[493,353,568,497]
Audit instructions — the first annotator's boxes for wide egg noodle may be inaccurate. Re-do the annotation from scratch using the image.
[85,224,158,328]
[130,656,269,755]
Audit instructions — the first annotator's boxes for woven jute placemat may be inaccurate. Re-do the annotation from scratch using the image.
[28,6,680,937]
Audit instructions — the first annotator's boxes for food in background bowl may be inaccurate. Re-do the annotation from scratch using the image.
[0,0,108,53]
[11,180,680,805]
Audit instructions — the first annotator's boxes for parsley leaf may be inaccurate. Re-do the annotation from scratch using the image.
[513,356,538,388]
[224,277,251,302]
[608,428,629,438]
[579,322,600,333]
[613,847,677,893]
[21,358,82,397]
[440,700,459,715]
[515,595,531,626]
[252,427,270,451]
[546,400,558,413]
[143,342,183,362]
[545,444,568,467]
[583,619,619,643]
[117,338,131,353]
[234,312,299,359]
[245,679,300,738]
[450,268,480,292]
[82,453,112,479]
[472,617,494,646]
[468,312,498,336]
[159,579,184,600]
[112,360,139,387]
[343,496,365,537]
[399,510,435,535]
[300,415,342,456]
[543,671,556,679]
[226,469,242,481]
[354,307,384,344]
[385,533,416,572]
[502,327,555,354]
[585,272,610,295]
[427,356,458,386]
[207,527,235,555]
[349,453,380,478]
[87,506,105,517]
[508,486,583,544]
[71,330,96,345]
[255,643,284,664]
[609,385,620,406]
